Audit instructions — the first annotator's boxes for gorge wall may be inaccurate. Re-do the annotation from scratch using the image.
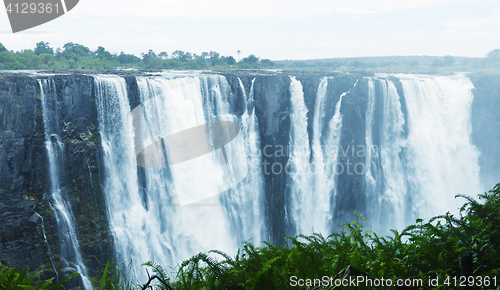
[0,74,110,287]
[0,71,498,287]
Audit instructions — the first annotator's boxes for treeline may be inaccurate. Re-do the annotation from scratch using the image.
[0,41,274,70]
[3,41,499,73]
[277,49,500,73]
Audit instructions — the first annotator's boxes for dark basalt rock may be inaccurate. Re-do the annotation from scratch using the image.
[468,73,500,191]
[0,75,43,271]
[0,74,111,287]
[252,74,292,245]
[334,77,369,227]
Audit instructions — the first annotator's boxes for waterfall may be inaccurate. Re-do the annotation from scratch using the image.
[364,75,482,232]
[364,79,381,229]
[287,76,349,236]
[28,72,489,285]
[34,212,58,280]
[94,75,150,281]
[134,75,237,268]
[38,79,92,290]
[224,77,266,245]
[398,74,481,222]
[321,80,356,222]
[308,78,330,234]
[368,79,407,231]
[287,76,313,235]
[287,77,357,236]
[95,74,265,282]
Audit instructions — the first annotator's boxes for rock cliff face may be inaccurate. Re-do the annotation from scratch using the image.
[469,74,500,191]
[226,73,294,243]
[0,72,499,286]
[334,77,368,225]
[0,74,111,285]
[251,75,292,243]
[0,75,44,272]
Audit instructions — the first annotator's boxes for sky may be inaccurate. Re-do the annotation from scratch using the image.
[0,0,499,60]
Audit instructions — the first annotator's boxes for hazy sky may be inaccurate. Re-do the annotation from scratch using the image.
[0,0,499,60]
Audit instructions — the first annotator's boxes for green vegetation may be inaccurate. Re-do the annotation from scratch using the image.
[275,54,500,74]
[158,185,500,289]
[146,183,500,289]
[2,184,499,289]
[0,263,78,290]
[0,42,274,71]
[2,41,499,74]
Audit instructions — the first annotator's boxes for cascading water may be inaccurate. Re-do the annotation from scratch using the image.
[287,76,314,235]
[34,212,58,280]
[398,74,482,222]
[364,79,381,229]
[134,75,237,271]
[88,72,483,284]
[367,79,407,231]
[223,77,266,245]
[94,75,150,280]
[0,70,492,288]
[95,74,265,282]
[38,79,92,290]
[364,75,482,232]
[309,77,333,235]
[288,76,356,237]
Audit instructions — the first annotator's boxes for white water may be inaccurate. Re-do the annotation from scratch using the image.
[320,80,356,212]
[287,77,314,235]
[38,79,92,290]
[399,75,482,222]
[309,78,332,235]
[226,77,266,245]
[365,75,482,232]
[135,76,236,271]
[286,74,479,237]
[94,75,151,280]
[288,76,350,236]
[373,79,407,231]
[95,74,265,282]
[364,80,380,228]
[34,212,58,280]
[90,73,483,283]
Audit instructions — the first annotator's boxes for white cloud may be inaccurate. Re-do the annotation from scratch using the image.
[397,30,428,39]
[0,0,498,59]
[443,29,494,40]
[72,0,474,18]
[445,11,500,30]
[370,16,385,27]
[441,9,500,46]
